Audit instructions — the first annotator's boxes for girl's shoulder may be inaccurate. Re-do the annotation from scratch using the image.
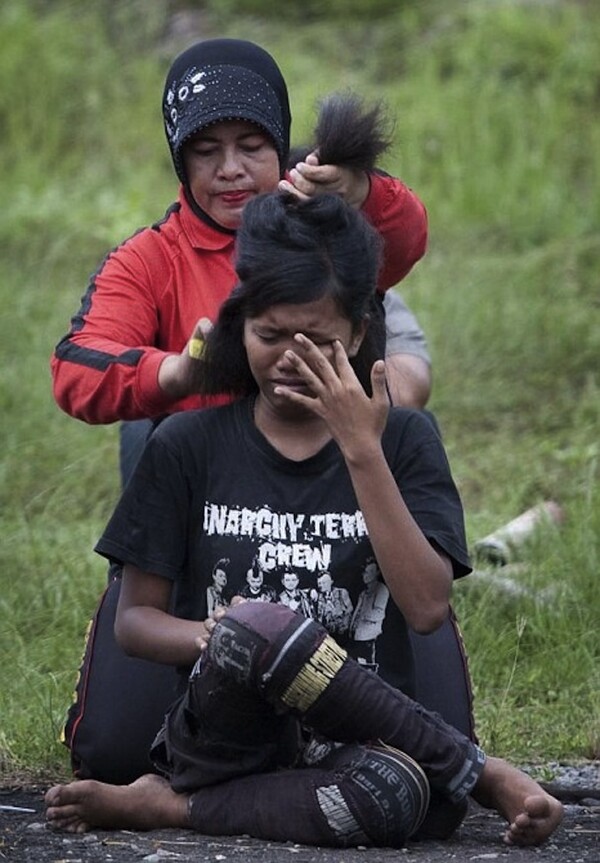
[384,407,441,441]
[382,408,448,466]
[153,400,247,446]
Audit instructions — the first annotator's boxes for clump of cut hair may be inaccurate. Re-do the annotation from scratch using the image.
[288,92,393,171]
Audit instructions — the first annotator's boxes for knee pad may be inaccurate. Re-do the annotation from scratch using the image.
[207,602,301,685]
[207,603,343,707]
[319,744,430,847]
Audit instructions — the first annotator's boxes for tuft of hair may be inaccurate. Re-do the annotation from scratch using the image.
[314,92,393,170]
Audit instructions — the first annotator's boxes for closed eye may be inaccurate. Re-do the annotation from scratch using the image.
[255,331,280,344]
[190,145,217,158]
[241,143,265,154]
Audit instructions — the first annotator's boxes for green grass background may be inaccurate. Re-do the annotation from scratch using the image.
[1,0,598,778]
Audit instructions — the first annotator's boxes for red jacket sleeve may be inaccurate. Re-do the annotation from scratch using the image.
[361,172,428,292]
[51,237,183,424]
[51,190,237,425]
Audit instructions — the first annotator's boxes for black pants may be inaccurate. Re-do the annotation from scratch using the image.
[151,603,484,848]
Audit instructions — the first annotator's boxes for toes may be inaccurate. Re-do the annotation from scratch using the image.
[524,794,551,818]
[513,812,532,829]
[46,808,89,834]
[45,785,64,806]
[47,802,79,822]
[502,830,514,845]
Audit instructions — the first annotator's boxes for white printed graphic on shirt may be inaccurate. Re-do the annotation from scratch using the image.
[202,502,389,671]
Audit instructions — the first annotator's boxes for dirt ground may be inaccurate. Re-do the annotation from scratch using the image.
[1,784,599,863]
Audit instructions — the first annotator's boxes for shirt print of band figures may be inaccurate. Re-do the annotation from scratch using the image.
[203,509,390,674]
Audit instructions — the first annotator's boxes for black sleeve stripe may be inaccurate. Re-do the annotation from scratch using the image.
[54,261,144,370]
[53,201,181,372]
[66,242,139,337]
[60,200,180,337]
[152,201,180,231]
[54,337,144,371]
[68,277,100,334]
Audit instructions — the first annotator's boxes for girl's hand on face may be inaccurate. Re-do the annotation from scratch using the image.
[274,335,390,462]
[278,152,370,209]
[194,595,247,652]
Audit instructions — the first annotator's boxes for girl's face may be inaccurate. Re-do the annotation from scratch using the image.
[243,295,365,418]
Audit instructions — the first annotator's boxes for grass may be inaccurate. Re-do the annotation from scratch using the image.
[0,0,598,780]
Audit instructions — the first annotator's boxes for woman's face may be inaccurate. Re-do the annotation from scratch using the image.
[243,295,365,418]
[183,119,280,229]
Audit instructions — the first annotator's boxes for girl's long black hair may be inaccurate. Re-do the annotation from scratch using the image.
[199,192,384,397]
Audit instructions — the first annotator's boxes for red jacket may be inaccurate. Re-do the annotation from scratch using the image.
[51,175,427,424]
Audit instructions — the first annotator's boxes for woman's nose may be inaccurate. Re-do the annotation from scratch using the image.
[217,148,244,178]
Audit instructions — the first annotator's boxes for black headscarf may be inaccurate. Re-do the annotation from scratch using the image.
[163,38,291,185]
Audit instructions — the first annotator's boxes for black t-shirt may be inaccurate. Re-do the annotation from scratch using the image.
[96,398,470,696]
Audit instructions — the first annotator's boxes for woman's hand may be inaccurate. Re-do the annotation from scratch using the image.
[279,152,370,209]
[158,317,213,400]
[274,334,390,464]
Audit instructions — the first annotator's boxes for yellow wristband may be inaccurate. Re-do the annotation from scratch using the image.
[188,337,205,360]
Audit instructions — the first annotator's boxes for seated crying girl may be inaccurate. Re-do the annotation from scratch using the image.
[46,192,562,849]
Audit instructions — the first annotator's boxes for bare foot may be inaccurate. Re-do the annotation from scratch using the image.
[472,756,563,846]
[45,774,189,834]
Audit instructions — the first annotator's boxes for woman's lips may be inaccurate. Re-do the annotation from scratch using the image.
[219,190,251,206]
